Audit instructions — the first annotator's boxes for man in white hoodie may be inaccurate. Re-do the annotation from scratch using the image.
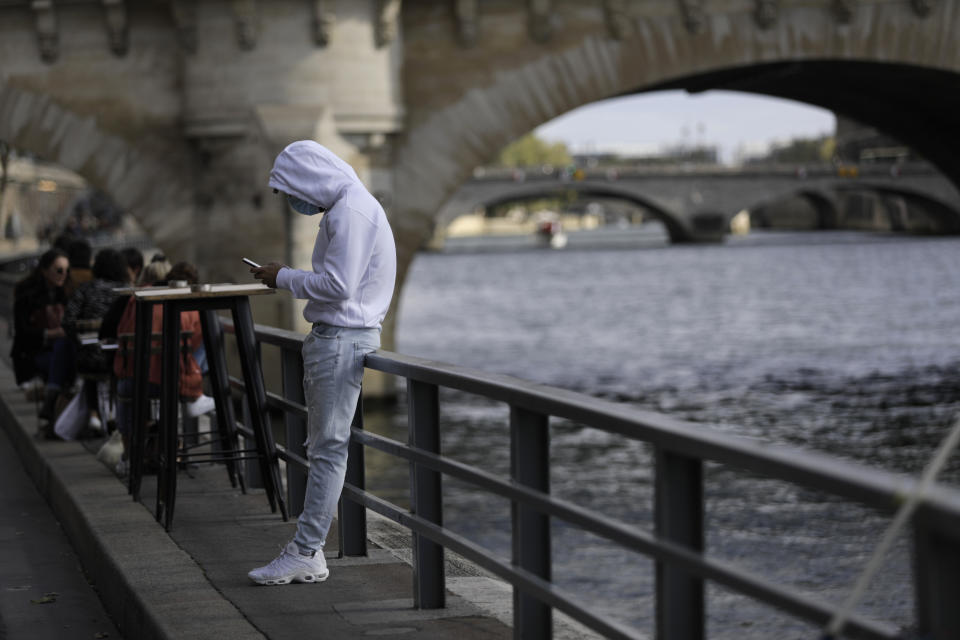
[248,141,396,585]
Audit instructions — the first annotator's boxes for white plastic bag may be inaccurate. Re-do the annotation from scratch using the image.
[53,392,87,441]
[96,430,124,467]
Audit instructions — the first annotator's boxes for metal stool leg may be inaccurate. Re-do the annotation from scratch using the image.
[157,301,182,529]
[129,300,153,501]
[200,309,245,492]
[231,297,287,520]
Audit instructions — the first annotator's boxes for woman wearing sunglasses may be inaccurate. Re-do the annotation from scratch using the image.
[10,248,71,422]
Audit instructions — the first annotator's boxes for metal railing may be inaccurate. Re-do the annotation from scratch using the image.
[224,320,960,640]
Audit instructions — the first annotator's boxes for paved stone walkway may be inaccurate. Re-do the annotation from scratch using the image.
[0,421,121,640]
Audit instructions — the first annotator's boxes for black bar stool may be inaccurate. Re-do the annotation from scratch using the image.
[128,284,287,530]
[119,330,197,480]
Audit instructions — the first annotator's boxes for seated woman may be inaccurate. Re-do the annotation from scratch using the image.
[100,256,172,344]
[10,249,70,420]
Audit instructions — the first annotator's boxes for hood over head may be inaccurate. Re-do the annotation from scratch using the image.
[268,141,362,210]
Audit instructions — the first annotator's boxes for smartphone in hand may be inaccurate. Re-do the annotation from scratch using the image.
[242,258,261,268]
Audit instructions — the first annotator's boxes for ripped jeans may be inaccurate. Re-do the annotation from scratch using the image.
[293,322,380,553]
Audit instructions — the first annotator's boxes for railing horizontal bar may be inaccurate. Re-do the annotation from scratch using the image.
[275,443,308,469]
[354,428,531,498]
[265,390,307,418]
[341,484,645,640]
[228,375,307,419]
[364,351,960,535]
[221,317,304,351]
[351,429,898,639]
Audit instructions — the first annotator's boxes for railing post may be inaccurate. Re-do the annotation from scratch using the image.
[654,446,704,640]
[510,405,551,639]
[408,379,445,608]
[913,516,960,638]
[339,394,367,556]
[280,347,307,517]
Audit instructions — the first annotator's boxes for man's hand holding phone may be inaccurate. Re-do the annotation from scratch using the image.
[245,258,286,289]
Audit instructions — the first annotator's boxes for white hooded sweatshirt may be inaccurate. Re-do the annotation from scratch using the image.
[268,141,396,329]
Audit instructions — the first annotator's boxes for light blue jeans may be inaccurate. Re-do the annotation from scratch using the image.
[293,323,380,554]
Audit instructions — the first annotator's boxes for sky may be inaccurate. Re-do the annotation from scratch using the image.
[535,90,835,165]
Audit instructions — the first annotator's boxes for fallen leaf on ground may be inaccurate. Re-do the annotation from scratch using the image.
[31,592,58,605]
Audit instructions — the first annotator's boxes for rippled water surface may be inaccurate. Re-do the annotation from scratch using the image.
[373,231,960,637]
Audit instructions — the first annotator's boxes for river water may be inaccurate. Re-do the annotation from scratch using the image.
[370,229,960,638]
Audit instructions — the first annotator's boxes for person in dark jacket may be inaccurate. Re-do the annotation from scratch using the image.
[10,249,70,417]
[65,238,93,297]
[59,248,129,431]
[120,247,144,285]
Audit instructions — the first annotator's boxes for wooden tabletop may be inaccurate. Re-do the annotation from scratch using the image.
[129,283,275,301]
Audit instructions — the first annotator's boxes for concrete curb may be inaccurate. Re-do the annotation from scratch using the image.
[0,361,265,640]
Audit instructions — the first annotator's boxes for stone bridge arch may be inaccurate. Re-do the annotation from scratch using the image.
[439,180,692,242]
[790,189,841,230]
[747,181,960,232]
[0,82,196,256]
[394,0,960,283]
[438,165,960,244]
[832,182,960,233]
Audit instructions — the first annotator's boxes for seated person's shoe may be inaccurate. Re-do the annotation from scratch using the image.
[248,542,328,586]
[184,394,216,418]
[38,388,58,421]
[21,377,44,401]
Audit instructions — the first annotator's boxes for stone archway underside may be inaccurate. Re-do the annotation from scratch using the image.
[0,81,196,258]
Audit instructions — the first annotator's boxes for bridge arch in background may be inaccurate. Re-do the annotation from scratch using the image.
[742,182,960,233]
[408,57,960,244]
[445,182,692,243]
[832,183,960,234]
[397,1,960,271]
[0,82,195,257]
[795,190,841,230]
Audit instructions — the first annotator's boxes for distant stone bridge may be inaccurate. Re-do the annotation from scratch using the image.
[2,0,960,388]
[441,163,960,241]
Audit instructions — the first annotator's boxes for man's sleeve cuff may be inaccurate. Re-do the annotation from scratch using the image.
[275,267,292,290]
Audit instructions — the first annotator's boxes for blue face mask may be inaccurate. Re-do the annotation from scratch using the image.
[287,194,323,216]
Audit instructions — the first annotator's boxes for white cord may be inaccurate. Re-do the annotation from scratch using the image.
[824,415,960,638]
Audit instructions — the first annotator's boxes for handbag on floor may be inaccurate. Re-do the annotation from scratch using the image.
[53,392,87,441]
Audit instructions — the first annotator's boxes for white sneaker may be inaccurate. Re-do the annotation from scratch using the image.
[88,414,103,431]
[248,542,329,586]
[184,394,216,418]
